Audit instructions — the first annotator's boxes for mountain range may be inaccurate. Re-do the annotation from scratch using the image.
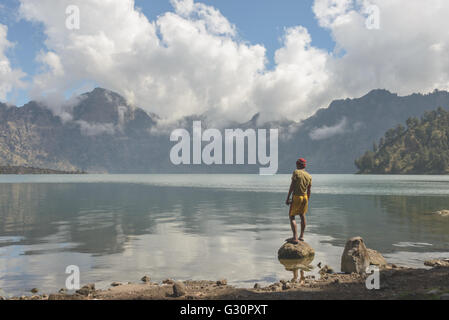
[1,87,449,173]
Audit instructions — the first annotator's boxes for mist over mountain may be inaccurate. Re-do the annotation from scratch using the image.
[1,88,448,174]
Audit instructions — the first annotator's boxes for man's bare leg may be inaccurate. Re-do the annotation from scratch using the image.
[299,214,306,241]
[289,215,299,243]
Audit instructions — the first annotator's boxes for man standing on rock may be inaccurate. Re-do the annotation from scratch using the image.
[285,158,312,244]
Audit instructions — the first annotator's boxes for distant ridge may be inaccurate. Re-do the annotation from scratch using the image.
[0,166,86,175]
[1,88,449,173]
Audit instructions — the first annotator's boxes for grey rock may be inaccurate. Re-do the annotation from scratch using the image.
[341,237,370,274]
[172,282,186,297]
[367,249,387,267]
[319,265,335,275]
[282,282,292,290]
[111,282,123,287]
[162,278,174,284]
[76,283,95,296]
[216,279,227,286]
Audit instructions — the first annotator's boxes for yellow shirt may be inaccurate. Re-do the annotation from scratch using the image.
[292,169,312,196]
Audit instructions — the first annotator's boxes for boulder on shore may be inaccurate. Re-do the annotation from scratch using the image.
[367,248,387,267]
[278,241,315,260]
[341,237,370,274]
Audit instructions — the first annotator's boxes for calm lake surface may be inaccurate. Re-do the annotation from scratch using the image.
[1,174,449,296]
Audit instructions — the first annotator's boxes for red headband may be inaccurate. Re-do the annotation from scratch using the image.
[297,158,306,166]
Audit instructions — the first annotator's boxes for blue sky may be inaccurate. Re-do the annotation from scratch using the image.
[1,0,334,107]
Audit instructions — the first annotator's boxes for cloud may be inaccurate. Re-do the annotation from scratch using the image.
[75,120,116,136]
[0,24,26,101]
[314,0,449,98]
[14,0,449,125]
[18,0,266,125]
[309,117,348,140]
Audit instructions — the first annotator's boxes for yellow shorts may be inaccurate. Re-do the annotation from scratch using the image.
[289,195,308,217]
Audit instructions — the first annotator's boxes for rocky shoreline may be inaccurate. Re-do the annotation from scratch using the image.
[3,237,449,301]
[0,166,86,174]
[4,262,448,301]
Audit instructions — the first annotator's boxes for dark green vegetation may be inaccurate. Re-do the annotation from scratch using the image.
[1,88,449,173]
[356,107,449,174]
[0,166,86,174]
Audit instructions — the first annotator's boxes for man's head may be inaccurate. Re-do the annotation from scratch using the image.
[296,158,306,169]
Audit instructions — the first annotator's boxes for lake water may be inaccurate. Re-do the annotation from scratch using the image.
[1,174,449,296]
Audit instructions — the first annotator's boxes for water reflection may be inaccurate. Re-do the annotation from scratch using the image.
[0,178,448,296]
[279,257,315,284]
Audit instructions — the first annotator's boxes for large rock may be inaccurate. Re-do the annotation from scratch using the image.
[367,248,387,267]
[341,237,370,274]
[278,241,315,260]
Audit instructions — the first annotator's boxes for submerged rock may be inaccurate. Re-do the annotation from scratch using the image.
[367,248,387,267]
[278,241,315,260]
[341,237,370,274]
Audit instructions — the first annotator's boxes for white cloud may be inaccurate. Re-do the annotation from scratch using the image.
[76,120,116,136]
[15,0,449,125]
[0,24,26,101]
[309,117,348,140]
[314,0,449,98]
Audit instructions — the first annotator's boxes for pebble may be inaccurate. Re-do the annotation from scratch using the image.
[111,282,123,287]
[216,279,227,286]
[173,282,186,297]
[163,278,174,284]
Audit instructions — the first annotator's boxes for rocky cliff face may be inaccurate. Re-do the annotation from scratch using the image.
[0,88,160,173]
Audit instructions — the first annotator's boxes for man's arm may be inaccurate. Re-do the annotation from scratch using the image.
[307,184,311,199]
[286,181,294,205]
